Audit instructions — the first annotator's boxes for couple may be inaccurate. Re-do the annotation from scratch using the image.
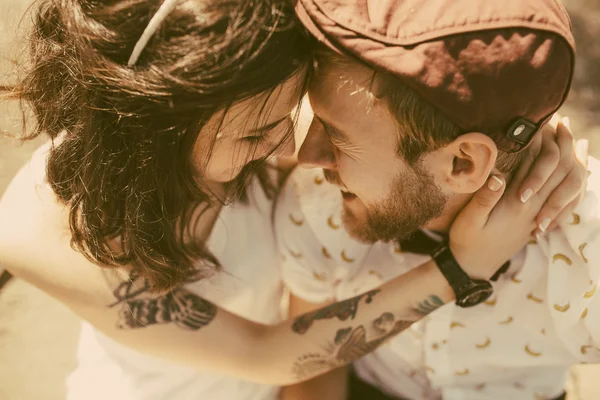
[0,0,595,400]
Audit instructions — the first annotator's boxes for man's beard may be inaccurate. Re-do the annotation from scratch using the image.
[343,164,448,243]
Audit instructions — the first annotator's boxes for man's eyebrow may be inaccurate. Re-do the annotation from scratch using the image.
[316,116,351,145]
[249,115,289,134]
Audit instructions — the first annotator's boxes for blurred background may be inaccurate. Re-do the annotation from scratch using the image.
[0,0,599,399]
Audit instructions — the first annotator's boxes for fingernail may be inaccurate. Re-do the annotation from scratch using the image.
[539,218,551,232]
[487,175,503,191]
[521,188,533,203]
[562,116,571,129]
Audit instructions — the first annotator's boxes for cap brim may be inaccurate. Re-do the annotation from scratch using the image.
[295,0,344,55]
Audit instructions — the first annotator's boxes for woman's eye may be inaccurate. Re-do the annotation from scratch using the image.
[243,135,266,144]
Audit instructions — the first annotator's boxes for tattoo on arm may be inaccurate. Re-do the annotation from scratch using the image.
[291,289,380,334]
[109,272,217,331]
[292,312,413,379]
[414,295,444,315]
[292,294,447,379]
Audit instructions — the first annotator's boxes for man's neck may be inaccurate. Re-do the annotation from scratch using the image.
[423,192,472,235]
[424,168,513,234]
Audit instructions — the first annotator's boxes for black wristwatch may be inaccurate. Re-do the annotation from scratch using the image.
[432,243,493,308]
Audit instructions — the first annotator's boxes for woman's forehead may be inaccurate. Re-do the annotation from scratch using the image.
[224,73,305,127]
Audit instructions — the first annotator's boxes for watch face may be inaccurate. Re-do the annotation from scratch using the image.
[456,281,494,308]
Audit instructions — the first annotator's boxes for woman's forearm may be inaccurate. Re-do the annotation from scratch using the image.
[42,254,452,386]
[249,259,454,384]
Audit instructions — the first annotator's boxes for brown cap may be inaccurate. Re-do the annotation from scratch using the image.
[296,0,575,152]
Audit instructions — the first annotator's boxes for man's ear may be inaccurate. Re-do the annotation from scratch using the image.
[439,133,498,194]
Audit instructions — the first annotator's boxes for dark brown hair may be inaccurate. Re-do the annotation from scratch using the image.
[380,74,526,174]
[9,0,314,292]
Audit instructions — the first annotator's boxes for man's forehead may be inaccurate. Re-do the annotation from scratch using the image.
[310,60,383,113]
[316,58,372,89]
[308,64,397,146]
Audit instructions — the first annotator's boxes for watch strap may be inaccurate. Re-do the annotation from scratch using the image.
[432,242,474,297]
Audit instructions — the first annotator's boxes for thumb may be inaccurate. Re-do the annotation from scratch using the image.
[455,175,506,231]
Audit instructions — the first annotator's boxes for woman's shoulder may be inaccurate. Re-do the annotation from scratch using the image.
[0,140,57,234]
[0,139,60,227]
[0,140,111,305]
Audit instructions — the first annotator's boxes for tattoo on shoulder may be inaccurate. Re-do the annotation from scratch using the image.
[109,271,217,331]
[291,289,380,334]
[414,295,444,315]
[293,311,413,379]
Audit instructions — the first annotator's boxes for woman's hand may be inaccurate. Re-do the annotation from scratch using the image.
[448,116,589,279]
[517,116,589,232]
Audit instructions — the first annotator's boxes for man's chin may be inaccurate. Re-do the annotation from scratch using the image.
[340,210,368,242]
[342,209,424,244]
[345,225,379,244]
[342,212,387,244]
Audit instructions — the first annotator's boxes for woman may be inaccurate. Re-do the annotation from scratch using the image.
[0,0,587,399]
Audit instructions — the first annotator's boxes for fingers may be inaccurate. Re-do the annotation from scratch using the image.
[533,122,589,233]
[545,197,580,232]
[519,118,573,203]
[455,175,506,231]
[534,168,580,232]
[548,112,562,131]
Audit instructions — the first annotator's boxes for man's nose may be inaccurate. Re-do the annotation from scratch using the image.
[298,119,336,169]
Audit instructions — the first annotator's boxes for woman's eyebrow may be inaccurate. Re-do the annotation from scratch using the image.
[249,116,289,134]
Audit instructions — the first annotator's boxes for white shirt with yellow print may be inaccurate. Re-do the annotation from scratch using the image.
[275,157,600,400]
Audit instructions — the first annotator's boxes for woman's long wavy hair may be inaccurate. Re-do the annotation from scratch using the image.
[9,0,314,292]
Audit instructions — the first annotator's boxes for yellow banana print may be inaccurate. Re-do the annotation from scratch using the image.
[584,284,597,299]
[368,270,383,279]
[327,216,340,230]
[553,303,570,312]
[484,297,497,306]
[527,293,543,303]
[525,345,542,357]
[570,213,581,225]
[341,250,355,263]
[552,253,573,266]
[289,214,304,226]
[579,243,588,263]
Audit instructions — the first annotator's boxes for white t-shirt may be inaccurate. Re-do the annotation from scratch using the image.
[275,158,600,400]
[67,176,284,400]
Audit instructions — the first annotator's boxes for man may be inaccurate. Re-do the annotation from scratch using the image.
[276,0,598,399]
